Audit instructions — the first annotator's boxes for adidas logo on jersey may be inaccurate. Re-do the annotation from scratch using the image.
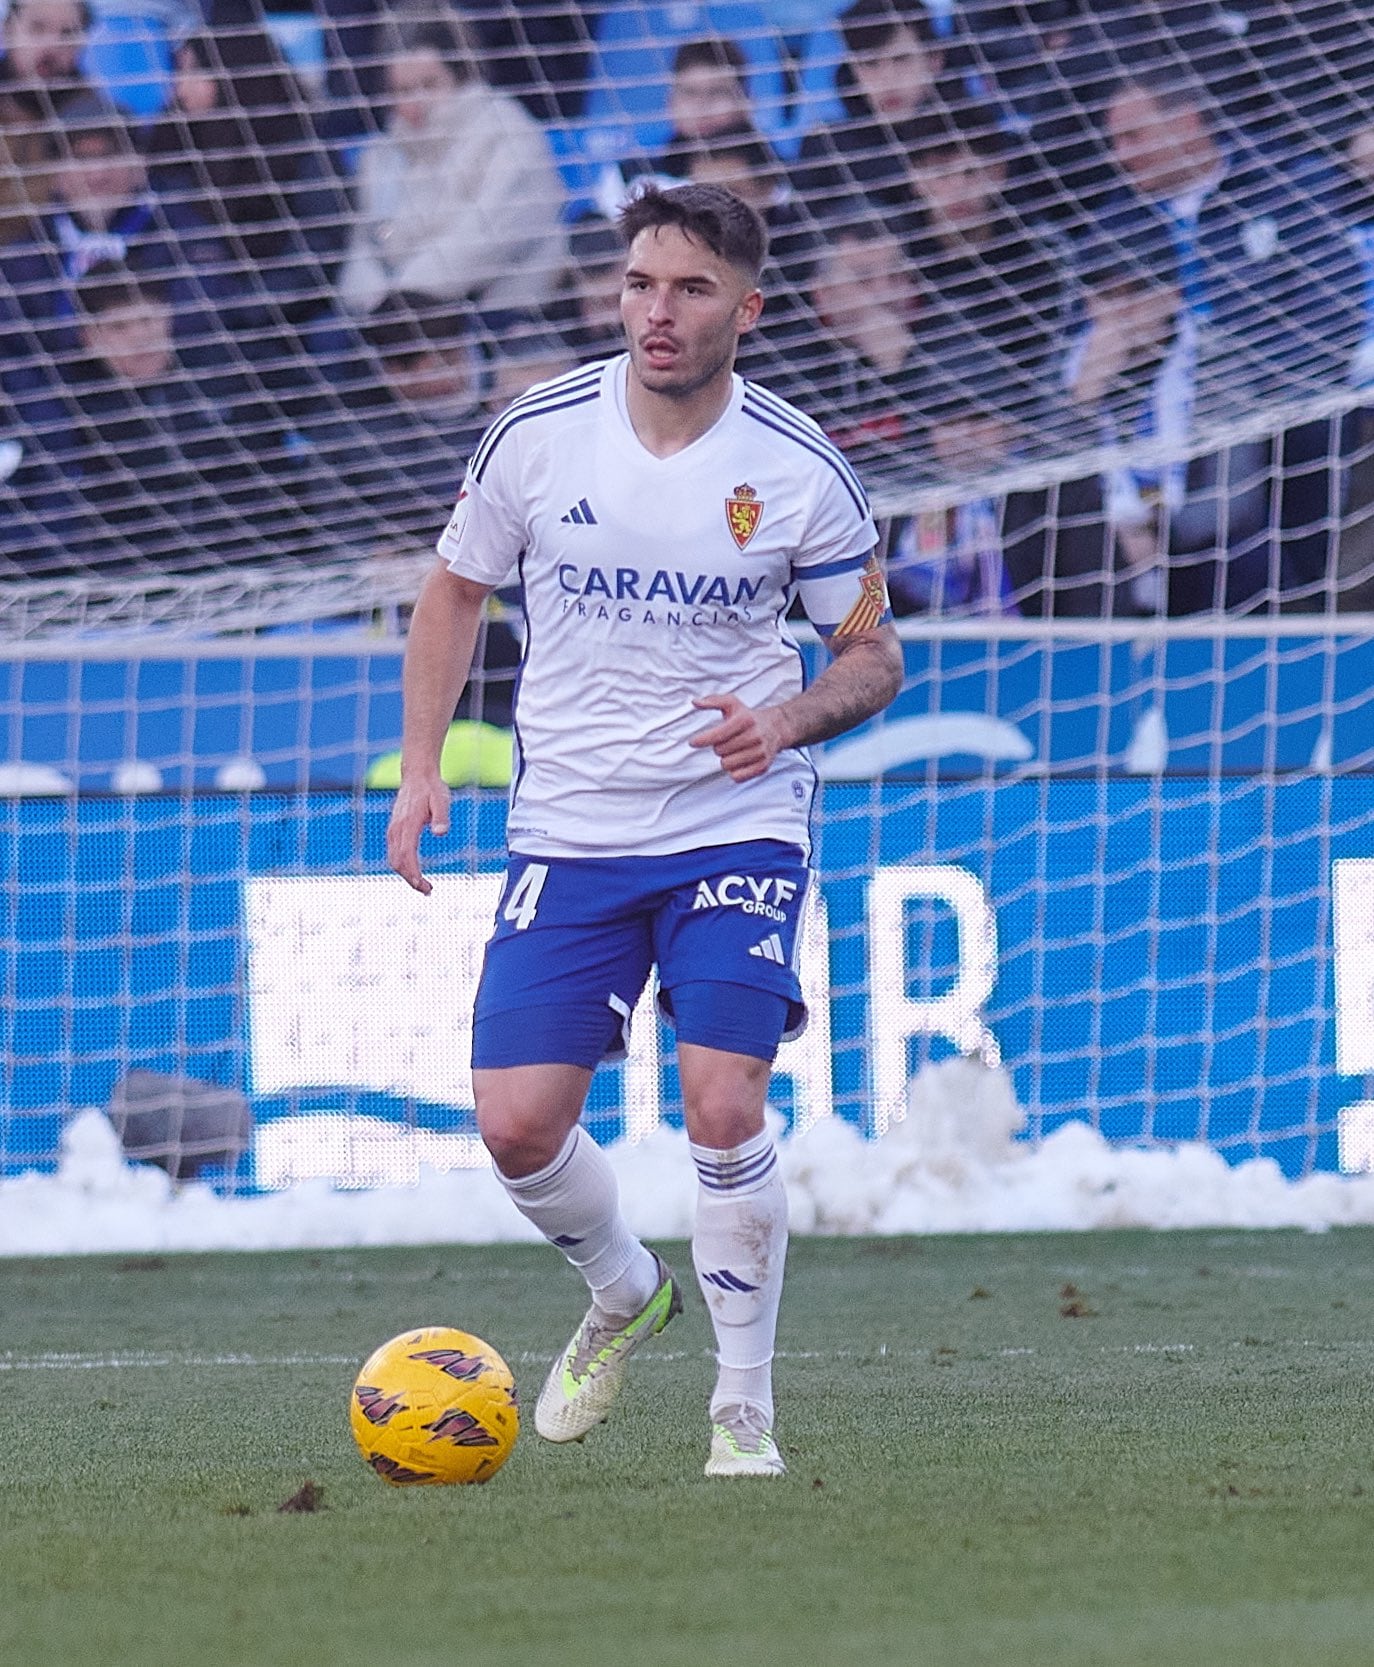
[560,497,597,525]
[692,874,798,922]
[748,933,786,964]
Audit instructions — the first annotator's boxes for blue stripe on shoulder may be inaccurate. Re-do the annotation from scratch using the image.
[742,400,870,518]
[469,362,605,474]
[471,385,602,483]
[743,381,871,505]
[794,551,871,582]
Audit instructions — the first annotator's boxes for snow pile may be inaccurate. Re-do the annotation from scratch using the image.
[5,1058,1374,1256]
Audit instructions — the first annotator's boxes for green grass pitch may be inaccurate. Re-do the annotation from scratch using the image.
[3,1230,1373,1667]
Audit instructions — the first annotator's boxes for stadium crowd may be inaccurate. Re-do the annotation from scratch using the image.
[1,0,1373,616]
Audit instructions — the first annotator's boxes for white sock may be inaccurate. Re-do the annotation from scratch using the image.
[690,1130,788,1426]
[497,1127,660,1318]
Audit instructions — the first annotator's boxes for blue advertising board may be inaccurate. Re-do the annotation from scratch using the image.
[5,633,1374,790]
[2,776,1371,1186]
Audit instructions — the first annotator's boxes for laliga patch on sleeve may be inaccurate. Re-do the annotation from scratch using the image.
[443,487,470,545]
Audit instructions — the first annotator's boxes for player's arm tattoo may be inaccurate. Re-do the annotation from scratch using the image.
[783,626,900,746]
[780,625,903,748]
[771,553,903,749]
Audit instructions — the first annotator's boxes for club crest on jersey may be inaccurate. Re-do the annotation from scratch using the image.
[726,483,763,550]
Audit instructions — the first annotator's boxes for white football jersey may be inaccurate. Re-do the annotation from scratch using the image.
[437,354,885,858]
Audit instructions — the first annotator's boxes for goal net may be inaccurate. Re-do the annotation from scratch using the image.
[2,0,1373,626]
[3,1,1374,1234]
[3,618,1373,1217]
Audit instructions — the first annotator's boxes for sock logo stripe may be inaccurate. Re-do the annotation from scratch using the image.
[701,1268,762,1293]
[695,1151,778,1192]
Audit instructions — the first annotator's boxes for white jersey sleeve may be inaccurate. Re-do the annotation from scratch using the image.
[436,431,526,588]
[790,446,889,638]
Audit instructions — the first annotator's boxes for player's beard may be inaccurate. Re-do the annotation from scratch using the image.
[631,332,737,401]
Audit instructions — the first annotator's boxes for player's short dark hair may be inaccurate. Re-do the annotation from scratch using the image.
[618,182,768,283]
[671,36,748,81]
[840,0,939,58]
[73,260,166,319]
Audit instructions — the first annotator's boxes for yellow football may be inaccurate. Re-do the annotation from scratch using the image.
[349,1326,519,1485]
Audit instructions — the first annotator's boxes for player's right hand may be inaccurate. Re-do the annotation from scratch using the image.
[386,774,451,895]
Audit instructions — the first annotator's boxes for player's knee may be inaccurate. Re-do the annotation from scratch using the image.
[479,1111,564,1179]
[680,1060,770,1150]
[474,1089,575,1179]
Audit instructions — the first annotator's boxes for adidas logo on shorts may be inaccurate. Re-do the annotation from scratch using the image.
[748,933,786,964]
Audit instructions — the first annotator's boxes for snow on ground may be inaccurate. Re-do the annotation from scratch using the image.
[5,1058,1374,1256]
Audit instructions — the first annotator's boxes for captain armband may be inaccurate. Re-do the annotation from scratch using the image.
[830,552,893,639]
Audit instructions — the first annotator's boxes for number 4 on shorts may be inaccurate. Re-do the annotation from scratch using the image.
[503,862,549,930]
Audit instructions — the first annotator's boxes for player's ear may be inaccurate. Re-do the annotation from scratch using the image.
[737,286,764,334]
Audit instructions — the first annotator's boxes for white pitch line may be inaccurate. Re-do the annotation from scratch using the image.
[2,1336,1368,1373]
[0,1346,863,1373]
[0,1352,361,1371]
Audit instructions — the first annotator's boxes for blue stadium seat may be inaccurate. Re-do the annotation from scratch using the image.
[263,11,329,95]
[83,8,176,117]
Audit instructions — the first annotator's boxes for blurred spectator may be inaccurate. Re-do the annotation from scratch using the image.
[294,289,490,552]
[656,37,755,172]
[1,98,254,377]
[289,289,523,711]
[1095,65,1364,603]
[1092,0,1307,148]
[1231,0,1374,156]
[312,0,593,135]
[0,370,76,573]
[885,387,1111,618]
[582,0,795,161]
[1343,118,1374,389]
[896,109,1070,404]
[954,1,1117,226]
[1066,233,1286,615]
[461,0,594,123]
[581,37,764,212]
[0,0,94,113]
[1096,66,1363,384]
[0,0,113,245]
[336,7,567,316]
[792,0,961,225]
[546,213,625,360]
[481,316,577,410]
[145,26,349,328]
[799,217,1108,611]
[800,216,931,476]
[17,261,323,575]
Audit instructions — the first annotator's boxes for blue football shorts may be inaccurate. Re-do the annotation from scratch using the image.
[471,839,812,1070]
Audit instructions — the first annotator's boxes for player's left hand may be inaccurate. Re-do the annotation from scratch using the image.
[689,693,789,781]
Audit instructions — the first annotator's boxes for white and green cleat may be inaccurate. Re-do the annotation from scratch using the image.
[705,1404,787,1478]
[534,1253,683,1443]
